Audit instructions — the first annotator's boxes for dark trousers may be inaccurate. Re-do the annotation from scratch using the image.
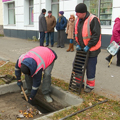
[46,32,54,46]
[86,57,97,79]
[57,30,65,47]
[40,32,45,46]
[117,49,120,65]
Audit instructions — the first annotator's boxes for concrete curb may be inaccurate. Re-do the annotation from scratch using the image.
[35,85,83,120]
[0,80,26,95]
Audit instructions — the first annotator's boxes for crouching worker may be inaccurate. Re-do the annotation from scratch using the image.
[15,46,57,103]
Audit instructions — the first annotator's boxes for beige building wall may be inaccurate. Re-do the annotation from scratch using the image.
[0,0,3,34]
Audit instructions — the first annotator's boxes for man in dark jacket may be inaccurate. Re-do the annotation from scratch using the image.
[56,11,67,48]
[39,9,47,46]
[15,46,57,103]
[75,3,101,93]
[45,11,56,47]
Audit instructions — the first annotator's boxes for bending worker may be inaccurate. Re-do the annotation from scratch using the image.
[15,46,57,103]
[75,3,101,93]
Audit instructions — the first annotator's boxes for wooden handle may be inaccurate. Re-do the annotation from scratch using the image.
[108,56,114,67]
[21,86,28,101]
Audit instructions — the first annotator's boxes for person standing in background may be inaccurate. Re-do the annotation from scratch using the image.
[56,11,67,48]
[45,11,56,47]
[66,14,75,52]
[39,9,47,46]
[106,16,120,66]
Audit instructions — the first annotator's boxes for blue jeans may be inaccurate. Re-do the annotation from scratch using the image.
[70,39,73,43]
[40,32,45,46]
[46,32,54,46]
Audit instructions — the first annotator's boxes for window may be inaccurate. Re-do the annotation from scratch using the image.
[51,0,59,20]
[84,0,113,26]
[29,0,33,25]
[100,0,112,25]
[84,0,99,16]
[8,2,15,24]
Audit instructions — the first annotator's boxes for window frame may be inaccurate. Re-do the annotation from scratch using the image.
[29,0,33,25]
[51,0,59,20]
[8,2,15,25]
[83,0,113,26]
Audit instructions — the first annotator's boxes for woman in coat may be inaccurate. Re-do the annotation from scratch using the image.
[66,14,75,52]
[106,16,120,66]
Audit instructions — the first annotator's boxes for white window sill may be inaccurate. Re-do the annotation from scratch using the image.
[101,25,112,29]
[24,25,34,27]
[4,24,16,26]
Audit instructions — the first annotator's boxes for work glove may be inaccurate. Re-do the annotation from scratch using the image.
[76,45,81,51]
[17,81,23,88]
[83,46,89,52]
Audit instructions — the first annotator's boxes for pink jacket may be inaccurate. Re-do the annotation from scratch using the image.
[18,46,55,76]
[110,17,120,45]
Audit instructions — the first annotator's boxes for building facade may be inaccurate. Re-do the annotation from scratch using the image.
[2,0,120,47]
[0,0,3,34]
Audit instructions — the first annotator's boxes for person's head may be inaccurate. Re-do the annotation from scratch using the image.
[48,11,52,17]
[75,3,87,19]
[21,63,30,75]
[69,13,75,21]
[42,9,46,14]
[59,11,64,16]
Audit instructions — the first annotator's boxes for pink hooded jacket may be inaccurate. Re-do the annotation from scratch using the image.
[110,17,120,45]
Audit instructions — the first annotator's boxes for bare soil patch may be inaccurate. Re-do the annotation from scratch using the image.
[0,92,42,120]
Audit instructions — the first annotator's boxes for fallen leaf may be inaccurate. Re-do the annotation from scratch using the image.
[98,98,104,101]
[88,102,92,106]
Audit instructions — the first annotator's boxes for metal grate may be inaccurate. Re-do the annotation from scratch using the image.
[69,50,89,94]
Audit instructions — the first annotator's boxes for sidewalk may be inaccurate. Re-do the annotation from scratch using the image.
[0,37,120,100]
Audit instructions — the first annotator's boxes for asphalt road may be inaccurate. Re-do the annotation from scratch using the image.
[0,37,120,100]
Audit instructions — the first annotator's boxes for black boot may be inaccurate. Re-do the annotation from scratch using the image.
[105,55,112,62]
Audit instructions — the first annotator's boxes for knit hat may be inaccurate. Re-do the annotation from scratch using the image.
[59,11,64,15]
[48,11,52,13]
[21,63,30,75]
[75,3,87,13]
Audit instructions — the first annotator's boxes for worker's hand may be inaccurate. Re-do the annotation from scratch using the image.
[17,81,23,88]
[28,97,33,104]
[83,46,89,52]
[76,45,81,51]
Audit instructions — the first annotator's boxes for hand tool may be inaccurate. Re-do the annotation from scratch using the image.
[21,86,28,101]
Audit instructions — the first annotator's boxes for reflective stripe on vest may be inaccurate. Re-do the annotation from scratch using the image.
[75,14,101,51]
[18,47,55,77]
[29,51,45,69]
[19,51,45,69]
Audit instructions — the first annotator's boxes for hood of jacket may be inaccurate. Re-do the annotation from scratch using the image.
[21,58,37,76]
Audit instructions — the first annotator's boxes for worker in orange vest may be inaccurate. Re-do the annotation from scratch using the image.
[74,3,101,93]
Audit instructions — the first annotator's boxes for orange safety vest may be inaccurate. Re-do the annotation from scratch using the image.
[75,14,101,51]
[18,46,55,77]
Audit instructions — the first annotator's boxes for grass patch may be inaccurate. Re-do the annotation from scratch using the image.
[0,34,4,37]
[0,62,24,85]
[0,62,120,119]
[51,77,120,120]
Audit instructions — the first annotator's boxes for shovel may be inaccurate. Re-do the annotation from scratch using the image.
[21,86,28,101]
